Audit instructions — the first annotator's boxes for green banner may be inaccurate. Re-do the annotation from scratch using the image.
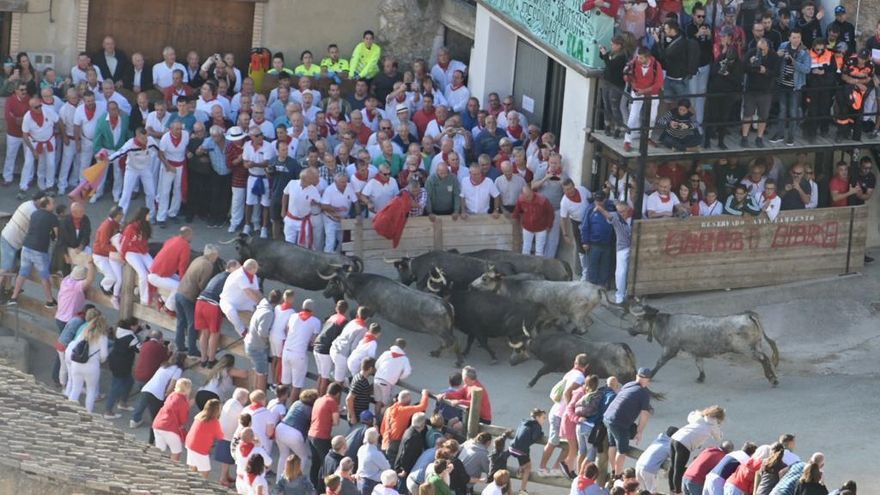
[482,0,615,69]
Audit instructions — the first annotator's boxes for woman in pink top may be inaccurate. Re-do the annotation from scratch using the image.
[54,262,95,330]
[185,398,225,477]
[152,378,193,461]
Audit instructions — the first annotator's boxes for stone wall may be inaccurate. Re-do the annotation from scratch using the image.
[377,0,445,66]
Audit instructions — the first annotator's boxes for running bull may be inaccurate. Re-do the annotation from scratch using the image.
[425,267,539,363]
[469,266,607,332]
[628,304,781,386]
[387,250,516,291]
[221,234,363,291]
[319,268,462,365]
[508,327,639,387]
[460,249,573,281]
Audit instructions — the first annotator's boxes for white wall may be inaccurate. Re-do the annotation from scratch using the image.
[468,5,517,106]
[559,71,595,185]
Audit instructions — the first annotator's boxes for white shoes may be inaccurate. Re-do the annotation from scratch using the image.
[242,224,252,235]
[227,224,237,233]
[260,227,269,239]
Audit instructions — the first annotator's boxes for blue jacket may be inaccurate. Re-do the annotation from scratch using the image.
[580,201,615,245]
[635,433,671,474]
[769,461,805,495]
[776,42,811,90]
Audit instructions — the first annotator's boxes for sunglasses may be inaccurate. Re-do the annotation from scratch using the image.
[381,172,391,177]
[31,104,42,110]
[694,14,705,18]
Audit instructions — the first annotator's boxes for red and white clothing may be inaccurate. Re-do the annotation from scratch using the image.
[269,302,295,358]
[282,311,321,388]
[497,110,529,130]
[740,176,766,202]
[283,179,322,247]
[97,90,132,115]
[120,222,153,305]
[460,177,500,215]
[112,138,160,218]
[760,192,781,221]
[243,140,276,208]
[157,130,190,222]
[361,107,381,132]
[152,391,190,454]
[58,101,81,192]
[244,403,275,454]
[72,101,107,179]
[373,345,412,405]
[219,267,261,335]
[92,216,123,296]
[560,186,591,224]
[21,106,60,191]
[347,333,379,377]
[147,235,191,311]
[644,191,680,217]
[70,64,102,86]
[513,193,555,257]
[196,96,230,122]
[321,183,358,253]
[152,61,188,89]
[430,59,467,91]
[361,177,399,216]
[185,418,224,472]
[249,118,276,140]
[329,318,368,382]
[3,93,30,183]
[233,441,273,495]
[444,83,471,113]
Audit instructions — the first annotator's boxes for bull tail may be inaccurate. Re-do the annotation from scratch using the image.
[561,260,574,281]
[749,311,779,368]
[599,288,615,306]
[648,389,666,401]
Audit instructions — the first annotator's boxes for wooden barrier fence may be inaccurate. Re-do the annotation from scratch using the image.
[627,205,869,296]
[341,215,521,262]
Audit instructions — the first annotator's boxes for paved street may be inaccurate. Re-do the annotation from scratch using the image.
[2,190,878,492]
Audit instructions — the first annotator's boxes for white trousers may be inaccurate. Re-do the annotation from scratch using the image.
[230,187,246,229]
[324,219,343,253]
[57,350,69,388]
[522,229,547,257]
[124,251,154,305]
[93,254,123,296]
[220,299,250,335]
[21,145,56,190]
[157,165,183,221]
[329,348,350,383]
[58,138,80,192]
[119,166,157,218]
[636,467,656,493]
[284,216,312,248]
[2,134,23,183]
[578,252,589,281]
[95,157,123,202]
[275,423,311,481]
[67,361,101,412]
[78,139,94,182]
[624,92,659,144]
[543,210,561,258]
[615,248,630,304]
[147,273,179,311]
[281,351,309,388]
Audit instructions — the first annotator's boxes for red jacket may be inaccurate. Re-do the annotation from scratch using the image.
[119,222,149,258]
[445,380,492,422]
[4,93,29,137]
[152,391,190,440]
[512,193,555,233]
[624,56,664,95]
[134,340,170,382]
[185,417,224,455]
[683,447,726,484]
[92,217,120,257]
[149,235,191,278]
[581,0,621,17]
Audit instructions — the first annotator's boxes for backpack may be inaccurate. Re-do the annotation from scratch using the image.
[107,334,137,375]
[575,390,604,419]
[70,339,94,364]
[549,377,567,403]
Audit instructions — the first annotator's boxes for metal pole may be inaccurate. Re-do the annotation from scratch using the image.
[633,95,651,219]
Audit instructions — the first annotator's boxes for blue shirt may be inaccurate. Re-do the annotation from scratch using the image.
[580,201,614,245]
[603,381,651,427]
[59,316,85,346]
[635,433,671,474]
[168,112,197,132]
[410,447,437,484]
[769,461,805,495]
[282,401,313,437]
[198,271,230,304]
[199,138,230,176]
[270,156,301,200]
[276,475,316,495]
[511,419,544,453]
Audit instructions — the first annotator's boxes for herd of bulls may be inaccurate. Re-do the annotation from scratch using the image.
[224,235,781,387]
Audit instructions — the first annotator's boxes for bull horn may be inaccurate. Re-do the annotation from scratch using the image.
[327,262,345,268]
[317,269,338,280]
[426,277,440,293]
[522,324,532,339]
[507,338,524,350]
[218,236,239,245]
[383,257,403,264]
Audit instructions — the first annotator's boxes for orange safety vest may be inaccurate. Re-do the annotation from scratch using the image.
[810,49,833,66]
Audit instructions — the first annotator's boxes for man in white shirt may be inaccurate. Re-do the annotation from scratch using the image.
[290,76,322,106]
[111,128,159,218]
[443,70,471,114]
[145,100,170,186]
[425,106,449,144]
[347,323,382,377]
[495,160,527,212]
[152,46,187,90]
[321,172,358,253]
[219,388,249,484]
[348,152,378,194]
[282,299,321,395]
[98,78,131,115]
[559,179,592,281]
[219,259,262,337]
[373,338,411,413]
[73,91,107,190]
[243,127,276,237]
[645,177,679,218]
[282,167,323,248]
[539,355,588,477]
[431,47,468,90]
[57,88,80,194]
[250,106,276,140]
[460,164,501,217]
[156,121,189,225]
[244,390,276,458]
[699,191,723,216]
[71,52,102,86]
[496,96,529,130]
[196,81,230,122]
[21,95,60,194]
[329,306,370,382]
[360,164,399,216]
[760,179,781,221]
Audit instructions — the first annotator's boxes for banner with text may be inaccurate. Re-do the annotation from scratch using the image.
[627,206,868,296]
[481,0,614,69]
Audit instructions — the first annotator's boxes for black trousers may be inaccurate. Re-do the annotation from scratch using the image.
[308,436,332,488]
[804,84,834,138]
[209,173,232,224]
[145,394,164,445]
[186,169,212,220]
[668,439,691,493]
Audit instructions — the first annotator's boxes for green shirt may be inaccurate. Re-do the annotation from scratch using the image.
[320,57,350,75]
[372,153,404,177]
[425,173,461,215]
[294,64,322,77]
[350,42,382,79]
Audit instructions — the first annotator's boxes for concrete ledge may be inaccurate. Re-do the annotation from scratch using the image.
[0,336,28,373]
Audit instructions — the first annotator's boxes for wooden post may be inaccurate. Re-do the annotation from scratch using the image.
[465,387,483,439]
[355,217,364,260]
[433,216,444,250]
[118,264,138,321]
[596,436,610,484]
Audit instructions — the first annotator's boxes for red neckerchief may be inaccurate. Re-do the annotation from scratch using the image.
[577,476,595,491]
[31,110,44,128]
[391,349,406,358]
[438,60,450,71]
[298,310,313,321]
[354,318,366,327]
[247,473,258,485]
[396,94,406,103]
[450,163,460,175]
[362,333,378,344]
[243,271,255,284]
[375,173,390,185]
[451,82,464,91]
[109,114,119,128]
[506,125,523,140]
[240,441,255,458]
[249,402,263,411]
[170,133,182,148]
[569,190,582,203]
[279,302,293,311]
[85,105,96,121]
[135,138,147,149]
[659,194,671,203]
[366,109,376,121]
[355,169,369,181]
[763,192,777,200]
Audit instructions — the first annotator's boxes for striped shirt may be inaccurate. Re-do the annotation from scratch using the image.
[610,213,632,251]
[349,372,373,419]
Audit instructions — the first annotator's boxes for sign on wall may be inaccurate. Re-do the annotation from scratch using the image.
[627,206,868,296]
[481,0,615,69]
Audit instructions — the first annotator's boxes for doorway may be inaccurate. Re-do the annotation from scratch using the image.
[512,38,566,137]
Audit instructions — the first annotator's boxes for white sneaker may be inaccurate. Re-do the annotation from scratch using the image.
[260,227,269,239]
[128,419,142,429]
[227,223,237,233]
[242,224,252,235]
[103,413,122,420]
[537,468,550,477]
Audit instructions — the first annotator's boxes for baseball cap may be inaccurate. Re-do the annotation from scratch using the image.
[723,5,736,15]
[720,25,735,37]
[637,367,652,378]
[834,5,846,14]
[360,410,375,422]
[302,299,315,311]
